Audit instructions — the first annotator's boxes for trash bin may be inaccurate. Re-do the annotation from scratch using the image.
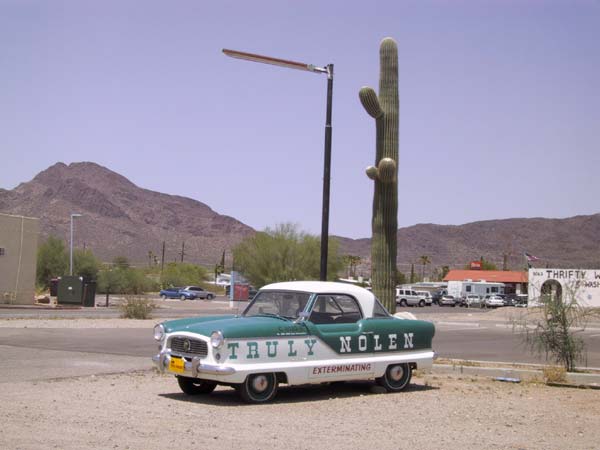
[50,278,59,297]
[82,281,97,307]
[57,276,83,305]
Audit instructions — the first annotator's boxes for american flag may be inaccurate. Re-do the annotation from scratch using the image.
[524,252,540,262]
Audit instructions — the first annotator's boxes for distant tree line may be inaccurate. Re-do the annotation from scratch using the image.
[36,236,210,294]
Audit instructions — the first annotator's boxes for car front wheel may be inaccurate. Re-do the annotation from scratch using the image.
[419,300,425,307]
[238,373,278,403]
[177,376,217,395]
[180,295,186,301]
[376,363,412,392]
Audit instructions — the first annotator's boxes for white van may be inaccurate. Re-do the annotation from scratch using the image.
[396,288,427,307]
[414,290,433,306]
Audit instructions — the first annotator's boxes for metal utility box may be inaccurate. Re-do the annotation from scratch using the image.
[57,276,83,305]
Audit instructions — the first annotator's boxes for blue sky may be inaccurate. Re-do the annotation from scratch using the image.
[1,0,599,238]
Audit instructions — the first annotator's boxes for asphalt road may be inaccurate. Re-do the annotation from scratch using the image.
[1,299,599,382]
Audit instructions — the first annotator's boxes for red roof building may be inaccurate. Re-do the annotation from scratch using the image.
[444,270,528,284]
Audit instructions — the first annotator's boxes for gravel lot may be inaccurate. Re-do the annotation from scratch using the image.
[2,369,599,450]
[2,314,599,449]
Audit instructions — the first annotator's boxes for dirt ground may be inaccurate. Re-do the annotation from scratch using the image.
[2,370,599,450]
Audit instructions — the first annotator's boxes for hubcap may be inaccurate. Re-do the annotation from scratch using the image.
[389,365,404,382]
[251,375,269,393]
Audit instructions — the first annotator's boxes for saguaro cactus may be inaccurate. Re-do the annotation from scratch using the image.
[359,37,399,313]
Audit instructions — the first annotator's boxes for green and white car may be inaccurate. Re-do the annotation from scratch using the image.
[153,281,436,403]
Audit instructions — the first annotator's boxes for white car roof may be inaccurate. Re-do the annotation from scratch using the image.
[260,281,379,318]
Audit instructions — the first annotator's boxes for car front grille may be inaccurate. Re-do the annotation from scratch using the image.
[170,336,208,357]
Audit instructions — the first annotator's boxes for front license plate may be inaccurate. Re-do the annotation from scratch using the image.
[169,357,185,374]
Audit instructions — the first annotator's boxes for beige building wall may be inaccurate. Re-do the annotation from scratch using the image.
[0,213,40,305]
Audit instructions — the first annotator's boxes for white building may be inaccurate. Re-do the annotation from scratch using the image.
[528,268,600,307]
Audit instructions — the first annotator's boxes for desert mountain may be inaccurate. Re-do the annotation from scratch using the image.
[1,162,598,272]
[0,162,254,266]
[337,214,600,274]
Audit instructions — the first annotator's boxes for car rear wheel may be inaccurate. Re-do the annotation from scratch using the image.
[238,373,278,403]
[207,294,214,300]
[376,363,412,392]
[399,299,407,307]
[177,376,217,395]
[160,295,167,300]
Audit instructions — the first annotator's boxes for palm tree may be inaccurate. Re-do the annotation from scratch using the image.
[419,255,431,281]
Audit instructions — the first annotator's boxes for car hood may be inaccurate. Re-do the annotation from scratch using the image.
[162,315,308,339]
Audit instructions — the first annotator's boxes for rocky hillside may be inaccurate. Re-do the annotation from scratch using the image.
[1,161,598,272]
[0,162,254,266]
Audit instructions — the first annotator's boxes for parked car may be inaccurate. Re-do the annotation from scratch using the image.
[459,294,483,308]
[514,294,528,307]
[396,288,427,307]
[181,286,215,300]
[431,290,446,305]
[153,281,436,403]
[414,291,433,306]
[483,294,505,308]
[159,287,197,301]
[438,295,457,307]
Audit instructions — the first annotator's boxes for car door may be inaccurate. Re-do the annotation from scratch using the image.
[303,294,371,354]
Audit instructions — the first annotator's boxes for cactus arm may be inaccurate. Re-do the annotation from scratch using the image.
[359,87,383,119]
[377,158,396,183]
[365,165,378,180]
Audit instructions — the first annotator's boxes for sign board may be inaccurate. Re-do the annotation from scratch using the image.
[234,283,250,301]
[528,268,600,307]
[470,261,482,270]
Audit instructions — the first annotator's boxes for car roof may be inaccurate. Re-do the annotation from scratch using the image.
[260,281,378,318]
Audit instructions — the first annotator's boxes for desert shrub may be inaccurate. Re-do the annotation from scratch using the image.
[119,296,155,319]
[543,366,567,383]
[512,281,599,371]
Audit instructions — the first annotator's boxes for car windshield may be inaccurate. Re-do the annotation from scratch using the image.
[243,291,311,320]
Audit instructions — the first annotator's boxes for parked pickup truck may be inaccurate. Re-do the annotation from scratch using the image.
[159,287,197,301]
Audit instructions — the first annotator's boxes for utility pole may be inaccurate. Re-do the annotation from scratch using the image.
[180,242,185,263]
[160,241,165,274]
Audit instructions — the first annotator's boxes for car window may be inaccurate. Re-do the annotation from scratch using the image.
[244,291,310,319]
[373,298,391,318]
[309,294,363,324]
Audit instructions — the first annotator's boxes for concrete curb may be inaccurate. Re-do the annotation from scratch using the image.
[432,361,600,388]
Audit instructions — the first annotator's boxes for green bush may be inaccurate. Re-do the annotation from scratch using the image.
[233,223,343,287]
[119,296,155,319]
[160,262,208,288]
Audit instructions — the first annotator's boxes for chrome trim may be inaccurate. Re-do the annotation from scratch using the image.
[192,356,236,376]
[152,351,235,376]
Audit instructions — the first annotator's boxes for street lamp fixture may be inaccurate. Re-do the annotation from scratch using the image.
[70,213,82,276]
[222,48,334,281]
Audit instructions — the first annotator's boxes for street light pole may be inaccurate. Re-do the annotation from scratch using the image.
[70,213,82,276]
[222,49,334,281]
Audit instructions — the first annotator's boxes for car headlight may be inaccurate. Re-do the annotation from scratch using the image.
[153,323,165,341]
[210,330,224,349]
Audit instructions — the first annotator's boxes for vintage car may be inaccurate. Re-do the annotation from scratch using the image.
[153,281,436,403]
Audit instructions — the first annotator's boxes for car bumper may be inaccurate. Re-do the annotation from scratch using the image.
[153,351,236,377]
